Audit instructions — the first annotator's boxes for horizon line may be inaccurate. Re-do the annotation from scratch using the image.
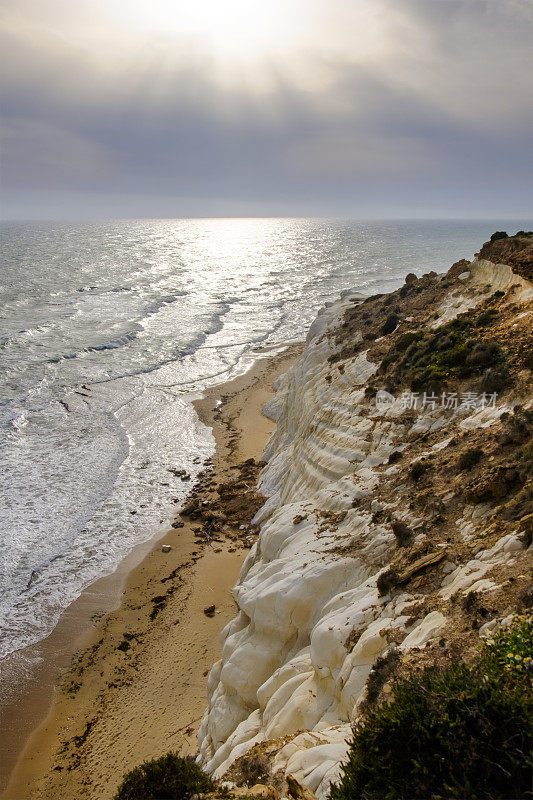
[1,214,532,225]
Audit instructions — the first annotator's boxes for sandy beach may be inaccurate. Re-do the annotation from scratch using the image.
[2,345,301,800]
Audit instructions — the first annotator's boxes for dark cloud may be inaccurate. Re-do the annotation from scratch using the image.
[1,0,531,218]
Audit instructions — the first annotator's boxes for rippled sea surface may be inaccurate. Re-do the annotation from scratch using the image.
[0,217,524,666]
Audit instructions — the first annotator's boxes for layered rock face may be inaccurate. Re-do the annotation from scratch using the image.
[198,240,533,799]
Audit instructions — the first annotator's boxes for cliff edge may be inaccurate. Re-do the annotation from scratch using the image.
[197,235,533,799]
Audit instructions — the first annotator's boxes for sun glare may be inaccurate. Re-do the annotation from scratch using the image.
[127,0,298,59]
[76,0,392,92]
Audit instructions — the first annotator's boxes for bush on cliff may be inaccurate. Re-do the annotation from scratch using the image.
[329,618,532,800]
[458,446,483,471]
[379,315,508,394]
[114,752,214,800]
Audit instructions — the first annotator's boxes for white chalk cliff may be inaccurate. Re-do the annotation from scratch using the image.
[198,252,533,798]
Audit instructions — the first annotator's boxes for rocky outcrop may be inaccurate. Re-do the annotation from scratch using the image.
[198,245,532,799]
[476,231,533,280]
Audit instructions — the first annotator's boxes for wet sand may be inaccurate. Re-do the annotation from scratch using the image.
[2,345,301,800]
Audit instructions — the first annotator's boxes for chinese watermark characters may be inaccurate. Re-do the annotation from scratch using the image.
[375,390,498,411]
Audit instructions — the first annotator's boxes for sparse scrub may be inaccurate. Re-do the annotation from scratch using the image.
[467,341,502,368]
[409,461,429,482]
[381,314,399,336]
[480,366,510,393]
[391,519,413,546]
[359,649,400,714]
[329,618,533,800]
[387,450,403,465]
[476,308,498,327]
[458,446,483,471]
[520,438,533,461]
[377,568,399,597]
[490,231,508,242]
[378,314,507,394]
[239,752,270,787]
[114,752,213,800]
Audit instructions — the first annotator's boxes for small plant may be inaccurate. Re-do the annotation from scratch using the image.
[114,752,214,800]
[387,450,403,465]
[360,649,400,713]
[378,314,507,394]
[490,231,508,242]
[458,446,483,471]
[480,366,510,393]
[391,519,412,547]
[409,461,429,482]
[466,341,502,368]
[329,617,533,800]
[519,438,533,461]
[376,568,399,597]
[476,308,498,327]
[483,616,533,680]
[394,331,423,350]
[381,314,399,336]
[239,752,270,787]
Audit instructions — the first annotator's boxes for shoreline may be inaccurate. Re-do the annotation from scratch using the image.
[1,345,302,800]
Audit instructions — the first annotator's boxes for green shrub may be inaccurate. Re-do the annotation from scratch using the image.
[238,751,271,787]
[394,331,424,351]
[360,649,400,713]
[409,461,429,482]
[483,616,533,681]
[376,568,400,597]
[329,618,532,800]
[378,315,507,394]
[520,438,533,461]
[458,446,483,471]
[476,308,498,327]
[490,231,508,242]
[381,314,399,336]
[114,753,214,800]
[387,450,403,465]
[481,366,510,393]
[466,342,502,369]
[439,338,470,368]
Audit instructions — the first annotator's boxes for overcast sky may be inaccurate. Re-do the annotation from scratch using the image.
[1,0,532,220]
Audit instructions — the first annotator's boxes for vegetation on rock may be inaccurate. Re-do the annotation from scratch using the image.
[477,231,533,280]
[329,618,532,800]
[379,315,507,394]
[409,461,430,482]
[490,231,508,242]
[458,446,483,472]
[114,753,214,800]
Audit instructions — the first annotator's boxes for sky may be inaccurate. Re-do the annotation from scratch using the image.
[1,0,532,220]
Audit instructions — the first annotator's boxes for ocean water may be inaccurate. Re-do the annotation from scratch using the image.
[0,217,525,672]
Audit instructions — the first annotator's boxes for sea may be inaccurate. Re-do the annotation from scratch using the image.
[0,217,528,686]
